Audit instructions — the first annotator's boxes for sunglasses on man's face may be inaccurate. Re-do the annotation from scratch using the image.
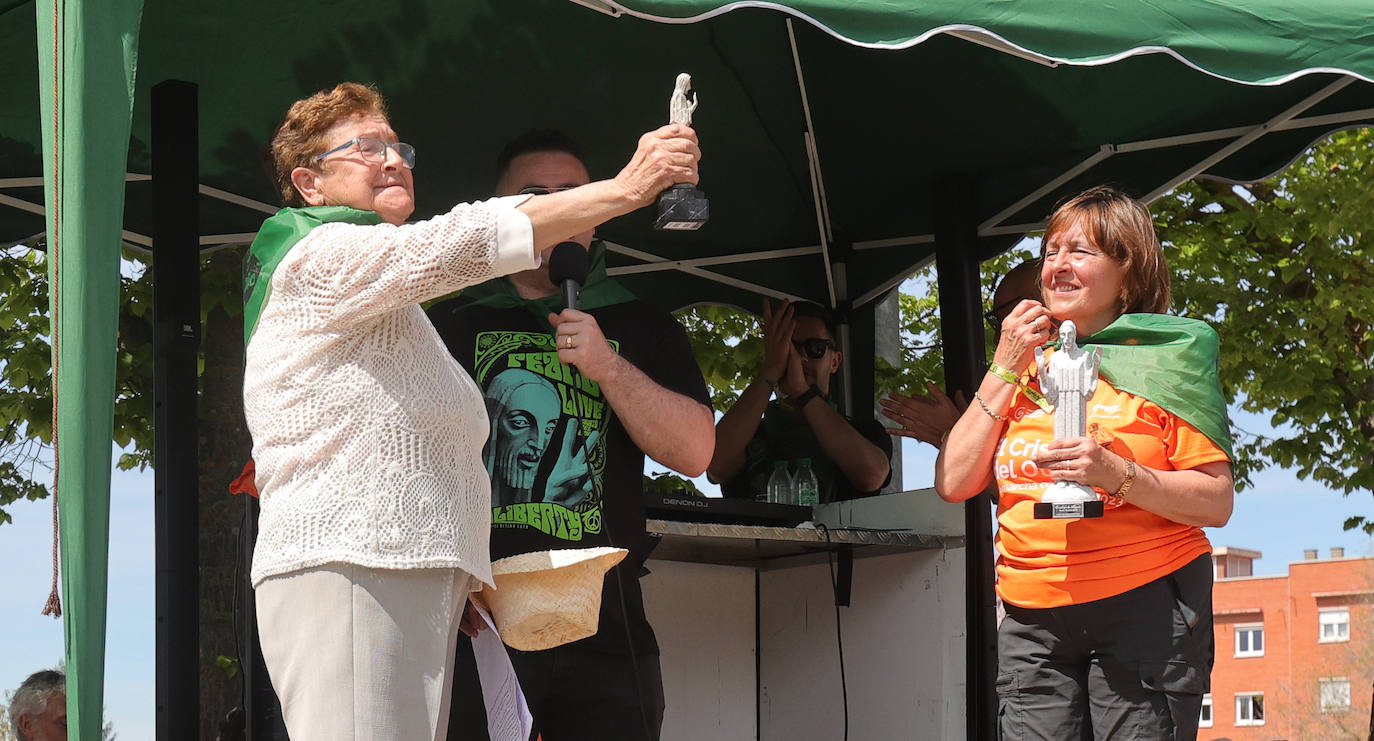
[792,337,835,359]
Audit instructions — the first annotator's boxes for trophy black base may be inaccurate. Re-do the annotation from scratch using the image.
[654,184,709,230]
[1033,500,1105,519]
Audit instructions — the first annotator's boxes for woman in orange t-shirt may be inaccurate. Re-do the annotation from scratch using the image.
[936,186,1234,741]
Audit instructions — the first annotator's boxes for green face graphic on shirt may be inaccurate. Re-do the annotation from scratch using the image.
[475,330,615,541]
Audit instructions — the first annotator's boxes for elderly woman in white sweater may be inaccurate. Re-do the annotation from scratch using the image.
[243,82,700,741]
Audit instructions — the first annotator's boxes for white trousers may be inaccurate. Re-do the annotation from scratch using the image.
[256,564,478,741]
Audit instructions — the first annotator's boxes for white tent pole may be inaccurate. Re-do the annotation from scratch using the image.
[1143,76,1355,203]
[611,245,820,275]
[788,18,839,308]
[604,241,807,301]
[979,145,1116,233]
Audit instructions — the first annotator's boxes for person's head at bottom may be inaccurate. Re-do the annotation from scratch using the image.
[267,82,417,226]
[10,670,66,741]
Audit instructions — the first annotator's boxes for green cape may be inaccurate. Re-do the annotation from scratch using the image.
[1075,314,1234,460]
[454,239,638,329]
[242,205,382,345]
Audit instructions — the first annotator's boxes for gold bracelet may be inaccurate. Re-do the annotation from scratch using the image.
[974,391,1009,421]
[1106,459,1136,506]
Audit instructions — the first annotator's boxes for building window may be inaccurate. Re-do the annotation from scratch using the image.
[1235,623,1265,657]
[1320,678,1352,712]
[1199,693,1213,728]
[1236,692,1265,726]
[1319,608,1350,643]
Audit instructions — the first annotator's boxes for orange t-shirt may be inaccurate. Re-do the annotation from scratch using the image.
[994,367,1230,609]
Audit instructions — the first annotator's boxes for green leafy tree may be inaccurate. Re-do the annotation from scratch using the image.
[0,243,249,739]
[1155,128,1374,532]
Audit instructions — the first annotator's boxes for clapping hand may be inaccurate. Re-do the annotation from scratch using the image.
[881,381,968,448]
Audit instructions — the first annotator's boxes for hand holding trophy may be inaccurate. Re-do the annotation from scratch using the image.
[655,73,709,230]
[1032,320,1106,519]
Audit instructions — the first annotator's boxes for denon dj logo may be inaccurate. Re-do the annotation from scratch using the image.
[664,497,708,508]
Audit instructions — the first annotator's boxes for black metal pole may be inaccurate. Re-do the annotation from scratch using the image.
[933,176,998,741]
[152,79,201,740]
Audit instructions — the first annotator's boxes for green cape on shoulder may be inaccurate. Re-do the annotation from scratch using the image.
[1080,314,1233,460]
[241,206,382,345]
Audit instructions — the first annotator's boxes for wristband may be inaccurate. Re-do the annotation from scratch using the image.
[791,384,823,410]
[986,363,1019,386]
[1106,459,1136,506]
[761,375,779,393]
[987,362,1054,414]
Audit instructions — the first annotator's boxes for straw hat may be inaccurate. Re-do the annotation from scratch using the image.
[476,546,627,651]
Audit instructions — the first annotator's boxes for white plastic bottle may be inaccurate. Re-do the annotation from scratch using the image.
[765,460,793,504]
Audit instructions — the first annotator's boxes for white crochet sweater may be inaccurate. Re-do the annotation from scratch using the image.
[244,196,537,587]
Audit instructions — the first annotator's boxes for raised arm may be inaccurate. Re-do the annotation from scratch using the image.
[936,299,1054,501]
[517,124,700,252]
[709,300,794,484]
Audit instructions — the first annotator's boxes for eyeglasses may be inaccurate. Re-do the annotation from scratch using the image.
[517,185,579,196]
[315,137,416,169]
[792,338,835,359]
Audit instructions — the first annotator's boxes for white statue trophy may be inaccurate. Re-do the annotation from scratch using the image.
[1032,320,1106,519]
[654,73,709,230]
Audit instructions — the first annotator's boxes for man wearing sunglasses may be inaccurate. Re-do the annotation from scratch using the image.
[710,300,893,504]
[429,130,713,741]
[880,259,1041,449]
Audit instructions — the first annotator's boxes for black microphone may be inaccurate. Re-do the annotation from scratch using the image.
[548,241,589,311]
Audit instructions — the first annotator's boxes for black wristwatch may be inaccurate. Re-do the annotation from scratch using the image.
[791,384,823,410]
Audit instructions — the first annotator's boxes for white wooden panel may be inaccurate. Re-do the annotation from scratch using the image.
[644,559,758,740]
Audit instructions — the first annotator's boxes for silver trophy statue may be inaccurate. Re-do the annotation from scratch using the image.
[1032,320,1105,519]
[654,73,709,230]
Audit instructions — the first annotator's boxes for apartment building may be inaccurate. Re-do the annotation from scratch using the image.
[1206,546,1373,740]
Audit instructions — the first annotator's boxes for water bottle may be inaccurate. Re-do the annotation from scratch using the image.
[765,460,792,504]
[793,458,819,508]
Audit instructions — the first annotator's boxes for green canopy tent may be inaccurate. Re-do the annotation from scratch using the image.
[4,0,1374,737]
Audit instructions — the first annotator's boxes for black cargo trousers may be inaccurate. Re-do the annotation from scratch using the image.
[996,554,1213,741]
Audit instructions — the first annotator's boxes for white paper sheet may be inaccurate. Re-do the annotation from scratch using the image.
[471,605,533,741]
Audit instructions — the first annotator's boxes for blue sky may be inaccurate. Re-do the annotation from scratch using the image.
[2,421,1370,738]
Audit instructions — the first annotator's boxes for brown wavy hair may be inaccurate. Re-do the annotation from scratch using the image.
[1042,185,1171,314]
[266,82,388,206]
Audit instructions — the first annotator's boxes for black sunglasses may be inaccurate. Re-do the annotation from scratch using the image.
[792,337,835,359]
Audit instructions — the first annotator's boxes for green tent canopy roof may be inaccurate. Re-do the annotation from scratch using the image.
[601,0,1374,85]
[3,0,1374,314]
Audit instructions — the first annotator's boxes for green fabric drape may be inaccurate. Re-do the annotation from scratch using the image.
[36,0,143,738]
[1084,314,1234,460]
[242,205,383,344]
[459,240,639,329]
